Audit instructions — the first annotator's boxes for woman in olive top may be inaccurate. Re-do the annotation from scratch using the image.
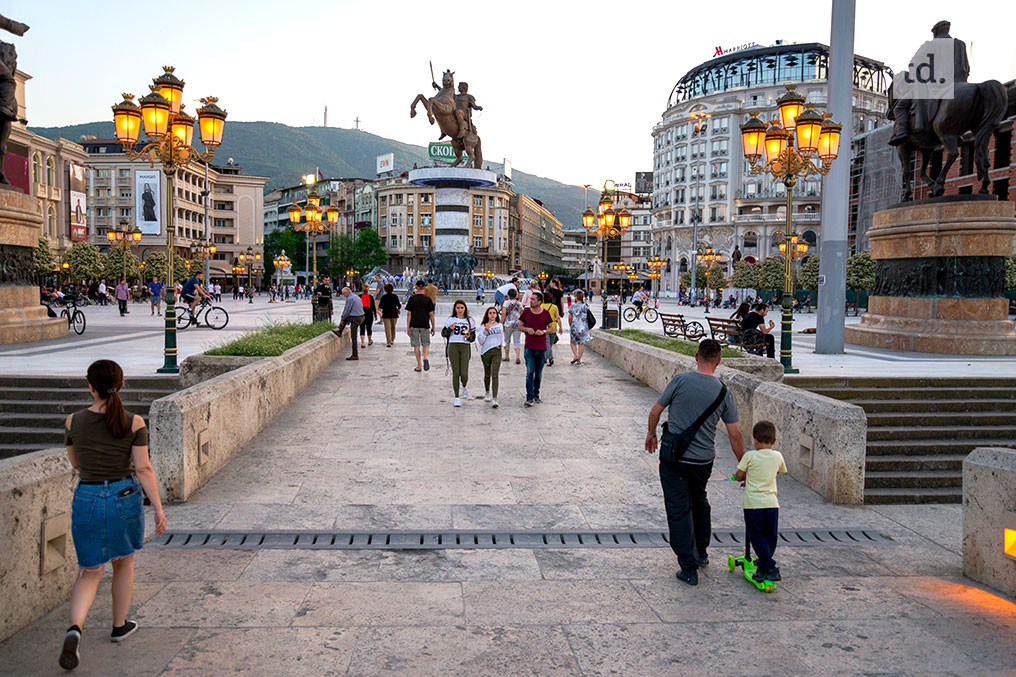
[59,360,166,671]
[377,283,402,347]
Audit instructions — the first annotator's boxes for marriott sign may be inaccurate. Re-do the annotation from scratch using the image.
[713,42,758,58]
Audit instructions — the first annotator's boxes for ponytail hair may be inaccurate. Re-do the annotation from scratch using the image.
[86,359,130,439]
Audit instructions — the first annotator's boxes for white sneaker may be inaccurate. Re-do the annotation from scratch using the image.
[484,392,492,402]
[461,387,469,398]
[453,398,462,407]
[491,399,499,408]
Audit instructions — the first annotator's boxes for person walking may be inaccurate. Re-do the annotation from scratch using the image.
[97,280,108,306]
[359,283,377,349]
[58,359,167,671]
[334,286,364,360]
[406,279,436,372]
[494,277,518,309]
[114,280,129,317]
[476,283,484,305]
[644,339,744,586]
[568,289,593,365]
[540,295,562,367]
[424,279,439,306]
[213,282,222,302]
[501,287,523,364]
[443,299,475,407]
[520,290,553,407]
[548,277,565,318]
[521,279,539,307]
[378,283,401,347]
[478,306,504,408]
[147,277,163,317]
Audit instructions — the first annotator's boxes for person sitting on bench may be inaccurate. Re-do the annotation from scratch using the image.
[740,303,776,358]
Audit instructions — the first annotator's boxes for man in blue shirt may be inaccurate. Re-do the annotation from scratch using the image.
[147,276,164,317]
[180,272,212,313]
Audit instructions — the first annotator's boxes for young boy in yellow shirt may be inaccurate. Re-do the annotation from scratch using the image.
[734,420,788,582]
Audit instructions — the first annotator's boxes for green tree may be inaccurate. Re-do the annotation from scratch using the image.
[65,242,105,282]
[175,257,193,283]
[846,251,875,291]
[353,228,387,273]
[799,256,821,291]
[328,234,357,278]
[730,260,759,290]
[758,255,788,293]
[1005,256,1016,291]
[141,251,167,281]
[34,237,55,278]
[680,266,706,290]
[263,227,307,281]
[705,262,726,290]
[103,247,141,283]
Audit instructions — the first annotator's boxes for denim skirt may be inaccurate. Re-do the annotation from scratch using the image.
[71,475,144,568]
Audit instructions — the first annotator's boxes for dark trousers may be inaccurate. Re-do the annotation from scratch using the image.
[524,348,546,400]
[360,316,373,337]
[659,460,713,572]
[118,299,127,315]
[744,507,779,572]
[762,333,775,358]
[343,316,363,356]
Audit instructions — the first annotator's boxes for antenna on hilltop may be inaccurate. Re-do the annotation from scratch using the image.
[323,106,328,127]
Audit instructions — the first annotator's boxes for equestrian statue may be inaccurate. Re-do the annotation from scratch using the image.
[411,63,484,169]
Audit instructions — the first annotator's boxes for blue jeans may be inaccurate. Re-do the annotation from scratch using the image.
[744,507,779,572]
[524,348,546,400]
[71,476,144,568]
[494,290,505,307]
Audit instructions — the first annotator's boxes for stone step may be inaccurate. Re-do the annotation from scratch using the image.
[0,443,61,460]
[0,427,66,444]
[788,376,1016,389]
[0,387,173,402]
[865,438,1016,456]
[0,412,75,428]
[864,487,963,505]
[0,375,178,390]
[864,470,961,489]
[850,398,1016,414]
[0,399,154,415]
[865,454,967,472]
[866,411,1016,427]
[809,386,1016,401]
[867,425,1016,442]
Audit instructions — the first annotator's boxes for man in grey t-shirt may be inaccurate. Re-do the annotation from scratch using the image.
[645,339,745,586]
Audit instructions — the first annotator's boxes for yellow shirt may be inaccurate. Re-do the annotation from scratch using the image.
[737,447,787,509]
[541,303,560,332]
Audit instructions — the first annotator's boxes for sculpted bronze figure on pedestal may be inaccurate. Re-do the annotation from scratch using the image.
[0,14,29,186]
[410,63,484,169]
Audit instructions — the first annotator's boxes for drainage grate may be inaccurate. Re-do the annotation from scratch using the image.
[149,528,893,551]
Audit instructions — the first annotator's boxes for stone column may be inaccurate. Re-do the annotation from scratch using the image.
[0,188,67,345]
[433,186,470,253]
[845,197,1016,355]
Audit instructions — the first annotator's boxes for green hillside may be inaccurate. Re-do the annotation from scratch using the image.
[30,121,596,226]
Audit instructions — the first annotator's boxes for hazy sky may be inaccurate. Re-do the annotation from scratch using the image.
[6,0,1015,187]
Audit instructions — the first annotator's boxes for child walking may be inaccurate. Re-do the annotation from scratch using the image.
[478,306,504,408]
[733,420,788,583]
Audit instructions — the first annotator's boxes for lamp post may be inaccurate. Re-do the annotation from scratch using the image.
[289,175,338,298]
[688,110,710,307]
[740,85,842,373]
[647,255,665,299]
[188,238,216,270]
[238,246,260,303]
[273,251,291,292]
[106,217,143,283]
[695,246,717,314]
[111,66,227,374]
[582,180,632,328]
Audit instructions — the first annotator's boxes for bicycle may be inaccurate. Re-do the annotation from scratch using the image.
[622,300,659,323]
[175,297,229,330]
[56,294,87,335]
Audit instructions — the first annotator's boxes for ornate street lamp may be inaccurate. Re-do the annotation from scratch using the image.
[107,217,143,282]
[238,246,260,304]
[583,179,633,327]
[740,85,841,373]
[290,175,336,305]
[112,66,227,373]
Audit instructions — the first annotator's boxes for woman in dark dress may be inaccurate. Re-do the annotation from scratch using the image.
[377,282,402,347]
[58,360,166,670]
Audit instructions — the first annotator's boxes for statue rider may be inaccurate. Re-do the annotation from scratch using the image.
[0,14,29,186]
[454,82,482,140]
[889,20,970,147]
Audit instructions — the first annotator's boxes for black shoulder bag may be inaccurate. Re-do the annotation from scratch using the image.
[586,306,596,329]
[659,384,728,465]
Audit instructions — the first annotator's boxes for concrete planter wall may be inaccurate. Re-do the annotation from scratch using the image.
[589,330,867,504]
[963,447,1016,597]
[178,354,263,389]
[150,330,349,502]
[0,449,77,643]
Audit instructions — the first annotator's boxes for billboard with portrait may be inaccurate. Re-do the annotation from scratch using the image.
[135,169,161,235]
[635,172,653,195]
[68,164,87,241]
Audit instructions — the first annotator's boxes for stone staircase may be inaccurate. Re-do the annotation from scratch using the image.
[0,376,178,460]
[786,376,1016,505]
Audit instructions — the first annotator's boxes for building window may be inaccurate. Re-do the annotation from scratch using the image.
[407,213,414,226]
[474,236,482,248]
[488,196,494,208]
[487,214,493,228]
[407,234,414,248]
[120,190,132,199]
[408,193,415,205]
[390,235,397,247]
[118,169,130,178]
[120,208,131,217]
[395,193,403,205]
[420,235,431,247]
[47,205,56,238]
[421,214,432,226]
[46,158,56,185]
[380,215,387,227]
[32,154,42,184]
[473,215,482,227]
[473,196,482,207]
[421,193,431,204]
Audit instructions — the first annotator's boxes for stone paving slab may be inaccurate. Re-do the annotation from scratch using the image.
[3,318,1015,675]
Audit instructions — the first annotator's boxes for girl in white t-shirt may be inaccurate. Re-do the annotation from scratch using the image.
[478,306,504,408]
[443,300,475,407]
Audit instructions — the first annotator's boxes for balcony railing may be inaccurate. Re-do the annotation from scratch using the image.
[732,212,821,224]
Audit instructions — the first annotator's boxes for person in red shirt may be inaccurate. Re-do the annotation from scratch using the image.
[519,291,553,407]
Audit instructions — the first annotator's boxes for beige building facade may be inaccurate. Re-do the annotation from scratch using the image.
[510,194,563,275]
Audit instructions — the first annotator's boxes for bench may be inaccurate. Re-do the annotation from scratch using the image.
[706,317,765,355]
[658,312,705,341]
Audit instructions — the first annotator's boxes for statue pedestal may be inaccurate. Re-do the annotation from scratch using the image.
[845,198,1016,355]
[0,188,67,345]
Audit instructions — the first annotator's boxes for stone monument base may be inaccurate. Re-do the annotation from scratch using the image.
[845,198,1016,356]
[0,188,67,345]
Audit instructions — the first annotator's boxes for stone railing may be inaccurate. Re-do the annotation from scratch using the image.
[963,447,1016,597]
[589,330,867,504]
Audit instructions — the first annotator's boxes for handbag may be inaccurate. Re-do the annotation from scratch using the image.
[586,306,596,329]
[659,384,728,465]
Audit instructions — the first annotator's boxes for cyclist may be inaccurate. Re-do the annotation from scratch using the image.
[631,286,648,315]
[180,272,212,314]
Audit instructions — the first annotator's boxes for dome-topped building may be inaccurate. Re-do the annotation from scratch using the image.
[650,41,892,295]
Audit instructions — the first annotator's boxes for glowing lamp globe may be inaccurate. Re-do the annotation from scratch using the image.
[112,94,142,148]
[152,66,184,114]
[196,97,227,148]
[139,88,171,140]
[777,86,806,133]
[794,106,824,155]
[739,112,767,162]
[818,116,843,162]
[170,109,195,148]
[764,124,790,163]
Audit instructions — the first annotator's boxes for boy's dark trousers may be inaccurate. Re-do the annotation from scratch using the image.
[744,507,779,572]
[659,460,713,573]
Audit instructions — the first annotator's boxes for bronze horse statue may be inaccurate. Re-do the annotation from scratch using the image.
[889,79,1007,201]
[410,69,483,169]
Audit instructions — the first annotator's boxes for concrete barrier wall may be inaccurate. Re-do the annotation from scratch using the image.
[963,447,1016,597]
[0,449,77,643]
[589,330,867,504]
[178,354,262,389]
[150,330,348,502]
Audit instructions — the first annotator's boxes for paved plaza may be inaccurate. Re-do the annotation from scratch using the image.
[2,305,1015,675]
